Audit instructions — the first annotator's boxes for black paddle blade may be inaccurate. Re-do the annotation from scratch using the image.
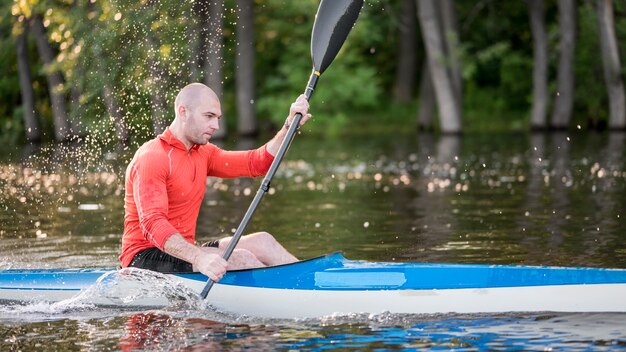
[311,0,364,74]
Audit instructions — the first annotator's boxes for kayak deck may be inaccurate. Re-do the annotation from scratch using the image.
[212,252,626,290]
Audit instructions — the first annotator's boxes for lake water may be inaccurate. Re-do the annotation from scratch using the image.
[1,131,625,350]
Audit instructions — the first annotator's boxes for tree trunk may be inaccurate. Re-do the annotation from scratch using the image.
[190,1,203,82]
[417,61,436,130]
[31,14,71,141]
[551,0,577,129]
[597,0,626,129]
[528,0,549,130]
[235,0,258,136]
[147,73,169,136]
[15,19,40,142]
[70,88,81,134]
[146,36,169,136]
[439,0,462,110]
[199,0,227,138]
[394,0,418,102]
[102,85,129,145]
[417,0,462,133]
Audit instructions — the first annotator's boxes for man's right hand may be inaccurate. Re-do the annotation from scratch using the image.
[163,234,228,281]
[192,253,228,282]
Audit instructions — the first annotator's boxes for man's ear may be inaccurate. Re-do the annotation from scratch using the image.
[178,105,187,120]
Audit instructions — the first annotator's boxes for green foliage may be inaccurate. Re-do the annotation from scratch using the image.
[0,28,20,130]
[0,109,23,145]
[2,0,626,143]
[499,50,533,111]
[574,3,607,127]
[254,0,383,133]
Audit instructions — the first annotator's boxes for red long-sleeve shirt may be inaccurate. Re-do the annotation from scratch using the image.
[120,128,274,267]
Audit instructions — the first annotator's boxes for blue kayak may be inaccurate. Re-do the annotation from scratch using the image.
[1,253,625,318]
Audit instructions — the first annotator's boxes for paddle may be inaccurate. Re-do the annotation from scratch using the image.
[200,0,364,299]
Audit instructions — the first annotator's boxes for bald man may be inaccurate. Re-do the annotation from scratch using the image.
[120,83,311,282]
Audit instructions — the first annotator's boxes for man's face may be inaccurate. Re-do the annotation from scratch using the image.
[184,97,222,146]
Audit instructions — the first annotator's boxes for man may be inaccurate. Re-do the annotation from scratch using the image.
[120,83,311,282]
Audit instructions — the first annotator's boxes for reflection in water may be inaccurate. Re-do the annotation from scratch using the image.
[592,132,625,265]
[519,132,546,259]
[120,313,192,351]
[120,313,290,350]
[515,132,573,259]
[547,132,571,249]
[89,312,626,350]
[515,132,626,266]
[406,134,462,261]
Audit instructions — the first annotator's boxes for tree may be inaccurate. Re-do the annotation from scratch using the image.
[439,0,462,111]
[527,0,549,130]
[31,14,72,141]
[417,61,436,130]
[102,85,129,146]
[551,0,577,129]
[197,0,227,139]
[15,17,40,142]
[417,0,461,133]
[235,0,258,136]
[393,0,418,102]
[146,34,169,136]
[94,46,130,145]
[597,0,626,129]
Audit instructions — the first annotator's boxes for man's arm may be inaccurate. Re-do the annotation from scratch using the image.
[163,233,227,281]
[206,94,312,178]
[265,94,312,156]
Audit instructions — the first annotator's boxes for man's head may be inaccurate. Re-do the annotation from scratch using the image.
[172,83,222,148]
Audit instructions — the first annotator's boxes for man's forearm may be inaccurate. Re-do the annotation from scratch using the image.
[163,233,204,265]
[163,233,228,280]
[265,125,288,156]
[266,94,311,156]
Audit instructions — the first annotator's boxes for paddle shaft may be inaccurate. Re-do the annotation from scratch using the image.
[200,71,320,299]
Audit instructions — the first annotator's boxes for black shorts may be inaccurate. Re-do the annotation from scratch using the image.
[128,240,220,273]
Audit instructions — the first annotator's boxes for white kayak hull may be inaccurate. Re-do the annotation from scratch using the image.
[1,279,625,319]
[200,281,626,319]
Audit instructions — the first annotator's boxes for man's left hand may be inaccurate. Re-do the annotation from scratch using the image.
[285,94,312,129]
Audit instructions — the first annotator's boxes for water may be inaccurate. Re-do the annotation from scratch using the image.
[2,311,625,350]
[1,131,625,350]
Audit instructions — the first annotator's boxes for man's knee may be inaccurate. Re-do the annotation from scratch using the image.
[248,231,277,245]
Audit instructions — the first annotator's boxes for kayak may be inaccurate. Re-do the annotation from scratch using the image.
[1,253,625,319]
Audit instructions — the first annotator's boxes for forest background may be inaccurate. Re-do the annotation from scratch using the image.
[1,0,625,146]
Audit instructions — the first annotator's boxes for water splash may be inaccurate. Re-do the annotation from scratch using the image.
[0,268,209,323]
[71,268,205,309]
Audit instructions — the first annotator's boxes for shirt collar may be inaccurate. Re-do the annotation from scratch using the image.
[158,128,201,151]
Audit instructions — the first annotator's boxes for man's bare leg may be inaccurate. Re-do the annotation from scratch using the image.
[218,232,298,267]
